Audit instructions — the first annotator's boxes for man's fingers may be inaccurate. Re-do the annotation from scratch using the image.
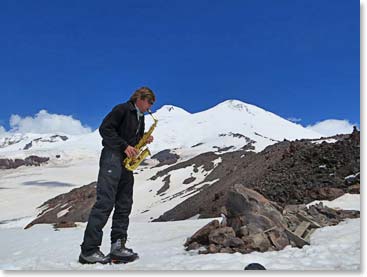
[127,147,138,158]
[125,146,138,158]
[147,136,154,144]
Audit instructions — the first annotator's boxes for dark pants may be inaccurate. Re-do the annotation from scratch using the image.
[81,147,134,256]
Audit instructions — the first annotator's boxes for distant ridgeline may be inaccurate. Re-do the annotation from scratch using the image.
[0,156,50,169]
[0,134,69,169]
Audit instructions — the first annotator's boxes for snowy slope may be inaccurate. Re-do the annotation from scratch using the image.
[0,194,360,270]
[0,130,101,160]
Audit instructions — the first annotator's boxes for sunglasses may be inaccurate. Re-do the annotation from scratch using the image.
[147,99,154,105]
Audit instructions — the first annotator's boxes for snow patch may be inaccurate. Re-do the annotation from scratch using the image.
[307,194,360,211]
[57,207,72,218]
[311,138,338,144]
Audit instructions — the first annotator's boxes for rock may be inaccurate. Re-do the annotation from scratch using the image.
[207,244,219,253]
[23,142,33,150]
[14,159,26,168]
[53,221,77,229]
[183,177,196,184]
[267,228,290,250]
[156,175,171,195]
[226,185,287,231]
[347,184,360,194]
[304,202,360,227]
[238,226,249,237]
[219,247,234,254]
[317,187,345,200]
[198,249,209,255]
[232,245,252,254]
[184,219,220,247]
[245,232,272,252]
[223,237,244,248]
[186,242,202,251]
[208,227,236,245]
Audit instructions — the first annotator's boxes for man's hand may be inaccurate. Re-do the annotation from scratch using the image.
[124,145,138,158]
[146,136,154,144]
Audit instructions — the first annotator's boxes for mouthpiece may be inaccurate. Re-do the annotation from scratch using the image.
[147,109,158,122]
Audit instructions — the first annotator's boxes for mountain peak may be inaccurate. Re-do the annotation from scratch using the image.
[210,100,257,115]
[154,105,190,116]
[221,99,249,110]
[160,105,177,112]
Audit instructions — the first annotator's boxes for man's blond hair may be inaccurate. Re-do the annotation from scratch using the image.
[130,87,156,103]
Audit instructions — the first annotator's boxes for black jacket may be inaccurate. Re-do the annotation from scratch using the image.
[99,101,145,155]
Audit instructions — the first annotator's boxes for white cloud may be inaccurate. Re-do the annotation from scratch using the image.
[0,125,7,137]
[8,110,92,135]
[306,119,357,137]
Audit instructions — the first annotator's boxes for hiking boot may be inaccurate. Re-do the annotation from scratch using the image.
[109,238,138,264]
[79,249,111,265]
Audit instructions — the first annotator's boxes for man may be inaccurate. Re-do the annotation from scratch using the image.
[79,87,155,264]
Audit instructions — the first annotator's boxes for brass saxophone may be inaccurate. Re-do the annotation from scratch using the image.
[123,110,158,171]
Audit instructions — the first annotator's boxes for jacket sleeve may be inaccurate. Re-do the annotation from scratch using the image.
[99,105,129,152]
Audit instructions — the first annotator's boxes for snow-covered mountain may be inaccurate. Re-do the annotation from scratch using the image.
[0,100,322,160]
[147,100,322,155]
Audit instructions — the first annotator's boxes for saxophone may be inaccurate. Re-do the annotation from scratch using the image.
[123,110,158,171]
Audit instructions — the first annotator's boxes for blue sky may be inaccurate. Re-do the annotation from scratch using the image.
[0,0,359,131]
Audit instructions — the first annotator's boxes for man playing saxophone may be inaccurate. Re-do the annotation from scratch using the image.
[79,87,155,264]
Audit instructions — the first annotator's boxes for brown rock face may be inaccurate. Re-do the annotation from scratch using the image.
[24,182,97,229]
[226,185,286,228]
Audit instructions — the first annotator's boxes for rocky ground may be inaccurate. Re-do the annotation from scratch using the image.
[154,129,360,221]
